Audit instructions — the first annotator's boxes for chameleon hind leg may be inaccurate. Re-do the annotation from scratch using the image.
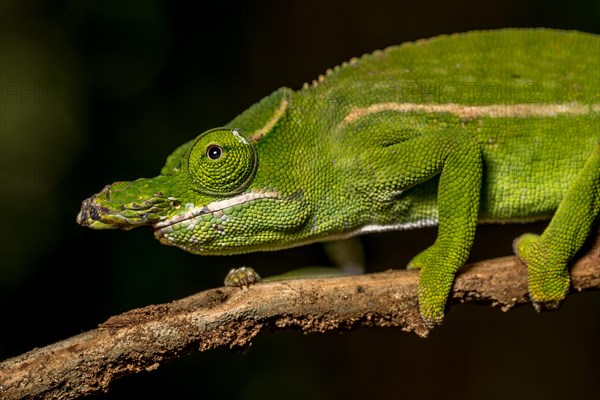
[514,144,600,310]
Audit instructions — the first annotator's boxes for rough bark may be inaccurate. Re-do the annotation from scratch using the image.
[1,231,599,400]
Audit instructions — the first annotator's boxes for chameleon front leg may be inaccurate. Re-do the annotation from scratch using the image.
[514,143,600,310]
[402,134,483,326]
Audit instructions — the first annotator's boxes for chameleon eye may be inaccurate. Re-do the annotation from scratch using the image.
[206,145,223,160]
[187,128,257,195]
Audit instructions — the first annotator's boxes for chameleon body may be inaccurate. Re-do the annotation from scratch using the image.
[77,29,600,326]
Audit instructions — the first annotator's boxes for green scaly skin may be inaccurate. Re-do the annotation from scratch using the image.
[77,29,600,326]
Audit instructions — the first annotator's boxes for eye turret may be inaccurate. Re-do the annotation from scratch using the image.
[187,128,258,195]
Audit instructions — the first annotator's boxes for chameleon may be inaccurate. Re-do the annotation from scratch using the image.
[77,28,600,327]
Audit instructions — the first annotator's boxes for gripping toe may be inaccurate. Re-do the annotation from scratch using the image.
[514,233,570,312]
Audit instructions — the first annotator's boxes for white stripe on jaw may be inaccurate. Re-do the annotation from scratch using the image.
[340,102,600,128]
[154,190,279,229]
[250,97,289,142]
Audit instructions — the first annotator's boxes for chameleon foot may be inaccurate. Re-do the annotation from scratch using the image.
[408,248,458,327]
[513,233,570,311]
[224,266,262,289]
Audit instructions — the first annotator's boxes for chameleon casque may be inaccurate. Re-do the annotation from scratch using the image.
[77,28,600,326]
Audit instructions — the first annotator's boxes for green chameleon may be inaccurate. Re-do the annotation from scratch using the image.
[77,28,599,326]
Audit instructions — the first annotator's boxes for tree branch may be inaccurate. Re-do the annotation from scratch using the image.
[1,231,599,400]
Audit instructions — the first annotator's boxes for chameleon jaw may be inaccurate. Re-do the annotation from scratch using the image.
[152,189,280,250]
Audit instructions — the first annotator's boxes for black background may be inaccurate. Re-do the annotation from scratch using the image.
[1,1,599,399]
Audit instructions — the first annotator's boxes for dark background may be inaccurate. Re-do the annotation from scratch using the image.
[1,1,599,399]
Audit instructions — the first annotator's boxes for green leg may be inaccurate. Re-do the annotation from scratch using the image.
[406,135,482,326]
[514,144,600,310]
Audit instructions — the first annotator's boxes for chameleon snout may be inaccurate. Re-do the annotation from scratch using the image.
[77,180,171,230]
[76,196,100,226]
[76,185,135,230]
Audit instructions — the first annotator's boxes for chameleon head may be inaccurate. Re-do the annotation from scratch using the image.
[76,127,302,254]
